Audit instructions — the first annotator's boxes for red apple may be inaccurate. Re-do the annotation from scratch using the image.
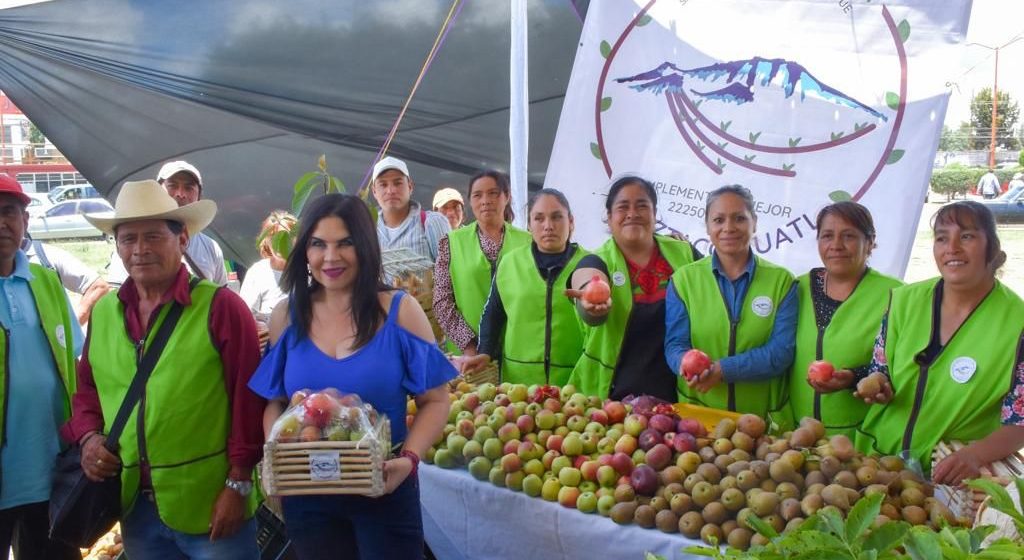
[649,414,676,434]
[580,460,600,482]
[610,452,634,475]
[645,443,672,471]
[682,349,712,380]
[302,393,340,428]
[589,409,609,426]
[639,428,663,451]
[603,401,628,424]
[672,432,697,454]
[546,434,564,453]
[503,439,520,456]
[630,464,659,496]
[597,453,614,467]
[543,398,562,413]
[582,274,611,304]
[614,434,638,455]
[500,453,522,473]
[516,414,535,434]
[677,417,705,437]
[808,360,835,384]
[573,455,588,470]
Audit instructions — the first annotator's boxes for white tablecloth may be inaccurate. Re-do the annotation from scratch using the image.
[420,465,708,560]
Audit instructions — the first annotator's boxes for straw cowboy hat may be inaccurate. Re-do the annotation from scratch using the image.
[85,180,217,235]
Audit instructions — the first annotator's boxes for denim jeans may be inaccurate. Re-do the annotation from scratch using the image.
[281,475,423,560]
[121,494,259,560]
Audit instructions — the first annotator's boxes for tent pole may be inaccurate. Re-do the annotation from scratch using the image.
[510,0,529,227]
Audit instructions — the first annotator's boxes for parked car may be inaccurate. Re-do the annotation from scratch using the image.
[983,187,1024,225]
[28,198,113,239]
[47,183,99,203]
[26,193,52,219]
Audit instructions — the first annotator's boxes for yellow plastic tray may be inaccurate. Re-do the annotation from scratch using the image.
[673,402,742,431]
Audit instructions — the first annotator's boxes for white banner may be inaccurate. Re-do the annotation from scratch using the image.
[545,0,971,277]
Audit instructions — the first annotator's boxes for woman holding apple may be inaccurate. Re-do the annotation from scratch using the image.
[565,175,700,402]
[433,170,531,356]
[664,185,798,419]
[461,188,597,386]
[247,194,456,558]
[854,201,1024,483]
[782,202,902,439]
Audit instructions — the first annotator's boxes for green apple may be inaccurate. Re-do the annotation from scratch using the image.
[434,448,456,469]
[551,455,572,477]
[482,438,503,461]
[473,426,496,444]
[524,458,545,477]
[576,491,599,514]
[541,478,561,501]
[468,456,492,480]
[522,474,543,497]
[559,467,582,488]
[505,470,525,491]
[597,494,616,516]
[579,481,598,494]
[508,384,529,403]
[488,466,506,488]
[446,434,468,458]
[461,439,483,462]
[597,465,618,488]
[562,434,584,457]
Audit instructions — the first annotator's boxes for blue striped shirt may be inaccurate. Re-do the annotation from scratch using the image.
[376,201,450,262]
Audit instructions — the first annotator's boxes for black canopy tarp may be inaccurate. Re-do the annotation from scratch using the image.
[0,0,587,264]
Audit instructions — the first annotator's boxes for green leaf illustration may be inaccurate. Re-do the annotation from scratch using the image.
[744,155,756,162]
[886,91,900,111]
[886,149,905,164]
[855,122,867,131]
[898,19,911,43]
[829,190,853,202]
[716,141,729,149]
[783,163,796,172]
[749,131,761,143]
[636,14,653,27]
[831,131,845,141]
[600,97,613,112]
[599,40,611,58]
[590,142,602,160]
[789,137,802,147]
[716,158,725,169]
[720,120,731,131]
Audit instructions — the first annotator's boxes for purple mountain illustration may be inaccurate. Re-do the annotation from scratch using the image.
[617,57,887,122]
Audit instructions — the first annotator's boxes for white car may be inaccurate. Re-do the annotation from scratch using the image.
[26,193,52,219]
[28,198,112,240]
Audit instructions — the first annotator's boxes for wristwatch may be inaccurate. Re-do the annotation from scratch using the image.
[225,478,253,496]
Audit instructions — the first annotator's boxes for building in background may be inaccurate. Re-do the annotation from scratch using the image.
[0,91,84,193]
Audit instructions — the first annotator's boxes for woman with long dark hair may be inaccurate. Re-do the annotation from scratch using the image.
[432,170,531,356]
[248,194,455,558]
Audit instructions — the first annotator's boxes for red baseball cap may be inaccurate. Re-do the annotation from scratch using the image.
[0,174,30,206]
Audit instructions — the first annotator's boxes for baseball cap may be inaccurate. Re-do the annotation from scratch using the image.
[0,174,30,206]
[432,187,464,210]
[371,156,411,183]
[157,160,203,186]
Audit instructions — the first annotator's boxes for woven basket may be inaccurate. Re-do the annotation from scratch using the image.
[933,440,1024,522]
[263,419,391,497]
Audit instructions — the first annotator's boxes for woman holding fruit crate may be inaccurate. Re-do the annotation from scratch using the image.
[781,202,902,439]
[248,194,456,558]
[854,201,1024,484]
[461,188,598,387]
[432,170,531,356]
[564,175,701,403]
[664,185,798,420]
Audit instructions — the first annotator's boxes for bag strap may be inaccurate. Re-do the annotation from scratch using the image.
[102,278,197,452]
[182,251,207,281]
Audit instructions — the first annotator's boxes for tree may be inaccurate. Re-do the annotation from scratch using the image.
[938,122,971,151]
[27,122,45,146]
[969,88,1020,150]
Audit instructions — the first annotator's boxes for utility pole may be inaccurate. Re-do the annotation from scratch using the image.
[968,36,1023,168]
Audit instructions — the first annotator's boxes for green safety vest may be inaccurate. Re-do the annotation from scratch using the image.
[0,263,77,447]
[90,281,255,534]
[672,256,794,418]
[445,223,531,355]
[568,235,697,397]
[781,268,902,438]
[855,278,1024,472]
[495,244,587,387]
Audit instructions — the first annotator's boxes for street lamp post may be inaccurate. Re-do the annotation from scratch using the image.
[968,37,1023,168]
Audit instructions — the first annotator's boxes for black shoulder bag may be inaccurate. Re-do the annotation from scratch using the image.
[49,296,187,548]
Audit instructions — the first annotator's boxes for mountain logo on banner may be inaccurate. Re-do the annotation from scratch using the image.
[613,56,888,181]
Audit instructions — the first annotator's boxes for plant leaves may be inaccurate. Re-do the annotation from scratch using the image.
[328,175,346,194]
[904,528,942,560]
[898,19,911,43]
[636,14,653,26]
[829,190,853,202]
[968,479,1020,521]
[857,550,878,560]
[846,492,883,542]
[863,521,910,554]
[271,230,291,260]
[886,149,905,165]
[747,513,780,539]
[679,547,717,557]
[818,508,846,539]
[291,177,319,216]
[885,92,900,111]
[590,142,602,160]
[292,171,320,194]
[600,97,613,112]
[599,40,611,58]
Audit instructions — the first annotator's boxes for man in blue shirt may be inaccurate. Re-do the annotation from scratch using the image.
[0,174,82,559]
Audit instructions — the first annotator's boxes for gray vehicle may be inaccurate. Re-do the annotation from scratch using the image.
[28,198,112,239]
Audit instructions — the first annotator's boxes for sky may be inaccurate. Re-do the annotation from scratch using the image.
[0,0,1020,129]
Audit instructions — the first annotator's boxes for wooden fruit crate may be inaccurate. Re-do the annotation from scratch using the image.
[384,248,444,343]
[263,418,391,498]
[933,439,1024,522]
[447,355,500,388]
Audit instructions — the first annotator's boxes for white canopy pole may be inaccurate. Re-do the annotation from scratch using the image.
[510,0,529,228]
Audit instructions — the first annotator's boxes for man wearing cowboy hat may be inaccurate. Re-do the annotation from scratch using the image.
[0,174,82,559]
[60,180,264,559]
[106,161,229,287]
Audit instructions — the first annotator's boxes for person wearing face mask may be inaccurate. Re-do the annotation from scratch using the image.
[664,185,798,419]
[432,171,531,356]
[854,201,1024,484]
[565,175,700,402]
[461,189,593,387]
[781,202,902,438]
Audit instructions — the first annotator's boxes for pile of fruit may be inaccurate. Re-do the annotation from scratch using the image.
[270,389,389,446]
[80,525,122,559]
[417,382,961,550]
